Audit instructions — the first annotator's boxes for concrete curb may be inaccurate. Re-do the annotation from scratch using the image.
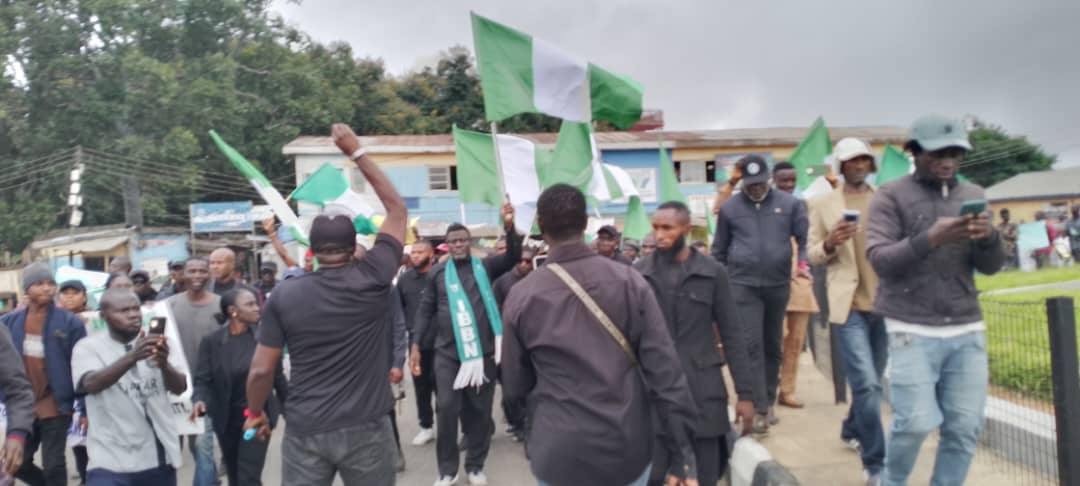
[728,436,800,486]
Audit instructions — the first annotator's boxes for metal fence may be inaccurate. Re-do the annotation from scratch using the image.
[808,273,1078,485]
[978,298,1061,485]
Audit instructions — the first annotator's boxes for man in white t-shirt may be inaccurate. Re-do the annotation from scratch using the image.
[71,289,188,485]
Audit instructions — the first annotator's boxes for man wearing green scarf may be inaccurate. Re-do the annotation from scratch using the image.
[412,203,520,486]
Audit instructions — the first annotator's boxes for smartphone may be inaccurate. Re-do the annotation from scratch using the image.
[148,317,166,335]
[533,255,548,268]
[843,209,861,223]
[959,199,987,217]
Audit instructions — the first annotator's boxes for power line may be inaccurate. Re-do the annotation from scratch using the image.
[81,154,265,197]
[83,147,294,193]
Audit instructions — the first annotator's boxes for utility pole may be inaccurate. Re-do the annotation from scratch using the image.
[122,175,143,228]
[67,146,84,232]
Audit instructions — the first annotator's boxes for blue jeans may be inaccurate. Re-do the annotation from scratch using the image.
[189,419,219,486]
[537,465,651,486]
[883,331,988,486]
[837,311,888,474]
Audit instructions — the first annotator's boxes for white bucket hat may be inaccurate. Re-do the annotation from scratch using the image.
[830,137,877,175]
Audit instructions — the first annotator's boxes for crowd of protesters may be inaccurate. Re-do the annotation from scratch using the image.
[0,116,1009,486]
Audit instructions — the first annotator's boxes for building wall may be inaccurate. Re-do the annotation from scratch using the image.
[291,141,905,230]
[133,233,189,280]
[991,198,1080,224]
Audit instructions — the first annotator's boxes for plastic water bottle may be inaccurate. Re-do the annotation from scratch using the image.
[243,428,257,441]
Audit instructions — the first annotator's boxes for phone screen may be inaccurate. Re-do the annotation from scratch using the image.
[959,199,987,217]
[148,317,166,335]
[533,255,548,268]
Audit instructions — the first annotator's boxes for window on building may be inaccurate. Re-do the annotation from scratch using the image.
[675,161,708,184]
[84,256,105,272]
[429,166,458,191]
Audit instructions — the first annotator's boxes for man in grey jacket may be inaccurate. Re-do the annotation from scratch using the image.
[866,115,1004,486]
[1,323,34,478]
[711,155,808,434]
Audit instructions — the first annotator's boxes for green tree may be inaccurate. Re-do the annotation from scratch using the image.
[962,121,1056,188]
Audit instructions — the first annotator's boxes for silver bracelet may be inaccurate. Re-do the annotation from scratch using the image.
[350,148,367,160]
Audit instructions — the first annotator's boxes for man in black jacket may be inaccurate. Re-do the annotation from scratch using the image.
[636,201,757,486]
[411,204,520,486]
[398,240,438,446]
[711,155,808,434]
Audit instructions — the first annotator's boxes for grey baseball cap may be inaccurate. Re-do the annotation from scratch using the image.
[909,115,972,152]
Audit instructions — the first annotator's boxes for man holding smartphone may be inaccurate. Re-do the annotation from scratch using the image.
[807,137,885,483]
[866,115,1004,486]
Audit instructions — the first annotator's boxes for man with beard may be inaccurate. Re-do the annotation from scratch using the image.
[808,138,886,483]
[166,258,220,485]
[711,155,808,435]
[411,203,520,486]
[72,289,186,485]
[635,201,757,486]
[595,225,633,265]
[398,240,439,447]
[491,247,536,442]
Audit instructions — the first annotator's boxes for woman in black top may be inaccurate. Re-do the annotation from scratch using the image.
[191,288,287,485]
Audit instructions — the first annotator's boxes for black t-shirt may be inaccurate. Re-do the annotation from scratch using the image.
[258,234,403,436]
[224,329,256,410]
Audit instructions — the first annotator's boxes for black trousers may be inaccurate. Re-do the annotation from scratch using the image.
[496,365,526,430]
[434,355,495,477]
[731,284,791,412]
[413,348,438,429]
[74,445,89,483]
[648,436,725,486]
[218,412,270,486]
[17,415,71,486]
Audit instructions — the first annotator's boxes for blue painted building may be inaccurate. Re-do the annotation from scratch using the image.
[284,126,907,235]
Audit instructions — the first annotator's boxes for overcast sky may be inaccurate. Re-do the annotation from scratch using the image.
[273,0,1080,167]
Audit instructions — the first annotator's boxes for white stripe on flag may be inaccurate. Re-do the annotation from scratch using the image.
[531,37,590,123]
[603,163,639,200]
[585,133,611,201]
[496,135,542,235]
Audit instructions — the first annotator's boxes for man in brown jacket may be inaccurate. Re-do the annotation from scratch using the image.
[502,184,700,486]
[808,138,886,482]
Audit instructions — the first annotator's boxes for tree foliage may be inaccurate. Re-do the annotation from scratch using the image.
[0,0,558,254]
[962,120,1056,188]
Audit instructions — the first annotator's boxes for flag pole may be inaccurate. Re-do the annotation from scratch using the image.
[489,122,510,205]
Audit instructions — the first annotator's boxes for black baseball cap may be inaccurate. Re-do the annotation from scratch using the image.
[309,214,357,253]
[59,280,86,293]
[168,260,185,270]
[739,155,771,185]
[597,225,620,238]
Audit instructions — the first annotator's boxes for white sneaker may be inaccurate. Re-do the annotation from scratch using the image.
[433,475,458,486]
[467,471,488,486]
[412,427,435,446]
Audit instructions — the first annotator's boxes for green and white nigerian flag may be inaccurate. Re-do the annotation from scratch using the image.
[876,145,911,186]
[549,121,611,202]
[471,13,644,130]
[601,164,651,241]
[657,137,687,205]
[290,163,380,235]
[209,130,308,246]
[789,117,833,191]
[453,126,547,235]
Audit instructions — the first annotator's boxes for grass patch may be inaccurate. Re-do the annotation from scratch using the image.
[976,265,1080,292]
[983,290,1080,402]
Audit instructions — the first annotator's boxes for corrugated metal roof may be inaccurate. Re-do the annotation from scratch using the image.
[986,166,1080,202]
[282,126,909,155]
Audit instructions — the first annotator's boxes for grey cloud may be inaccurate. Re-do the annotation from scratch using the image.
[274,0,1080,165]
